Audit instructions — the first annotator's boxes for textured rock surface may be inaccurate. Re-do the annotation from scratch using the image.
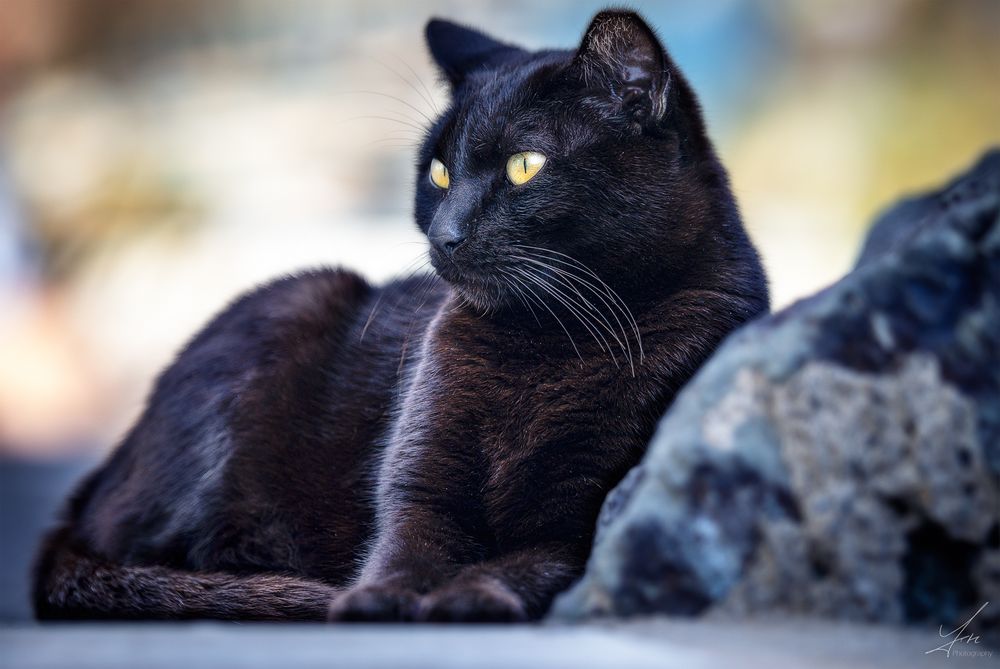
[551,149,1000,633]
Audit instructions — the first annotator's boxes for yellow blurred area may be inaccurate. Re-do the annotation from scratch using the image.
[1,0,998,457]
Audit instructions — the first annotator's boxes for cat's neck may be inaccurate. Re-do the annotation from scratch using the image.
[439,280,658,341]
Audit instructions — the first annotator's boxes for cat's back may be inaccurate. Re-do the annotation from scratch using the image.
[71,267,447,579]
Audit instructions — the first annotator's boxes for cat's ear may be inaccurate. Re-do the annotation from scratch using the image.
[425,19,526,87]
[573,11,670,126]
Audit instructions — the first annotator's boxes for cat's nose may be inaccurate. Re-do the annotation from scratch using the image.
[429,224,468,257]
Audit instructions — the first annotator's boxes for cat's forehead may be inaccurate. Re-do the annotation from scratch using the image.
[443,57,590,164]
[456,79,548,147]
[453,71,544,148]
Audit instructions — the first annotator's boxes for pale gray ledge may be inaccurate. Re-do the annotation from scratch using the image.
[2,618,995,669]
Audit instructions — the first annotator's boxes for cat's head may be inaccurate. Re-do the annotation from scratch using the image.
[416,10,749,313]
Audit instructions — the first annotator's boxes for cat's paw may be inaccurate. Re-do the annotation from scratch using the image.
[416,579,528,623]
[327,584,420,622]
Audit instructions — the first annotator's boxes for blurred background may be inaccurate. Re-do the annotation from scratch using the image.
[0,0,998,462]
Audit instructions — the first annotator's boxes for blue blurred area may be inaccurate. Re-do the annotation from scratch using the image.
[0,459,95,620]
[530,1,784,138]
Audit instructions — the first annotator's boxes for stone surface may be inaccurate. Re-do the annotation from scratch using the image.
[2,619,995,669]
[551,149,1000,634]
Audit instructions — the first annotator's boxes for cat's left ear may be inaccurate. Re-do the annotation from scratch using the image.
[572,11,670,127]
[425,19,526,87]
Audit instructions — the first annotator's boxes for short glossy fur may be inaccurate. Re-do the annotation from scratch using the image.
[34,10,768,622]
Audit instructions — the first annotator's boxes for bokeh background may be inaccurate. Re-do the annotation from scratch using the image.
[1,0,998,462]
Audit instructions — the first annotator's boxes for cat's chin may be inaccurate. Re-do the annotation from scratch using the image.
[427,244,525,316]
[449,281,506,314]
[435,271,513,315]
[430,257,499,312]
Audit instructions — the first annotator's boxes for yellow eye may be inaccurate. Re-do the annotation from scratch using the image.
[429,157,449,189]
[506,151,546,186]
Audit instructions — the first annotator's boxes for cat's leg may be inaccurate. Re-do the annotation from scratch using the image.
[327,435,493,620]
[415,543,579,622]
[326,509,473,621]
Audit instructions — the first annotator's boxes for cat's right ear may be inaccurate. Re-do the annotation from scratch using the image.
[572,11,671,129]
[425,19,525,87]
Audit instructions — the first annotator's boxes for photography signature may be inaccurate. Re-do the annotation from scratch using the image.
[925,602,991,658]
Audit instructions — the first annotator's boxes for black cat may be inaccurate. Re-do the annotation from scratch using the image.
[33,10,768,622]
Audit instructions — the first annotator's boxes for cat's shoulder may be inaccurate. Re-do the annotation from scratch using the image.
[188,267,370,347]
[154,267,373,388]
[226,267,372,327]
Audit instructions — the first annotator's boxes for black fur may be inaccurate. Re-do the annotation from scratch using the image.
[33,10,768,622]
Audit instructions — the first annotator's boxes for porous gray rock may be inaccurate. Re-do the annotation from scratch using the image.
[551,149,1000,633]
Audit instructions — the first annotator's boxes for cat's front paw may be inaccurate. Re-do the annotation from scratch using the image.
[417,578,528,623]
[327,583,420,622]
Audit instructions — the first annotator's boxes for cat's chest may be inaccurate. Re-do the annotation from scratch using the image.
[402,325,630,443]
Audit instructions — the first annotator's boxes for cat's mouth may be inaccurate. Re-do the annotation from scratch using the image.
[428,246,463,282]
[429,249,509,310]
[431,253,483,290]
[429,245,485,284]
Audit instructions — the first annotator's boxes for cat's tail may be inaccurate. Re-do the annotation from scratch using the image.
[32,525,338,621]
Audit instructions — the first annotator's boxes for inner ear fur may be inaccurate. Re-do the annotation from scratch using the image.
[573,10,670,124]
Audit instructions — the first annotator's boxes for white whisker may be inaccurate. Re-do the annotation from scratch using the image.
[513,255,634,375]
[515,265,619,367]
[509,268,583,361]
[515,244,644,364]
